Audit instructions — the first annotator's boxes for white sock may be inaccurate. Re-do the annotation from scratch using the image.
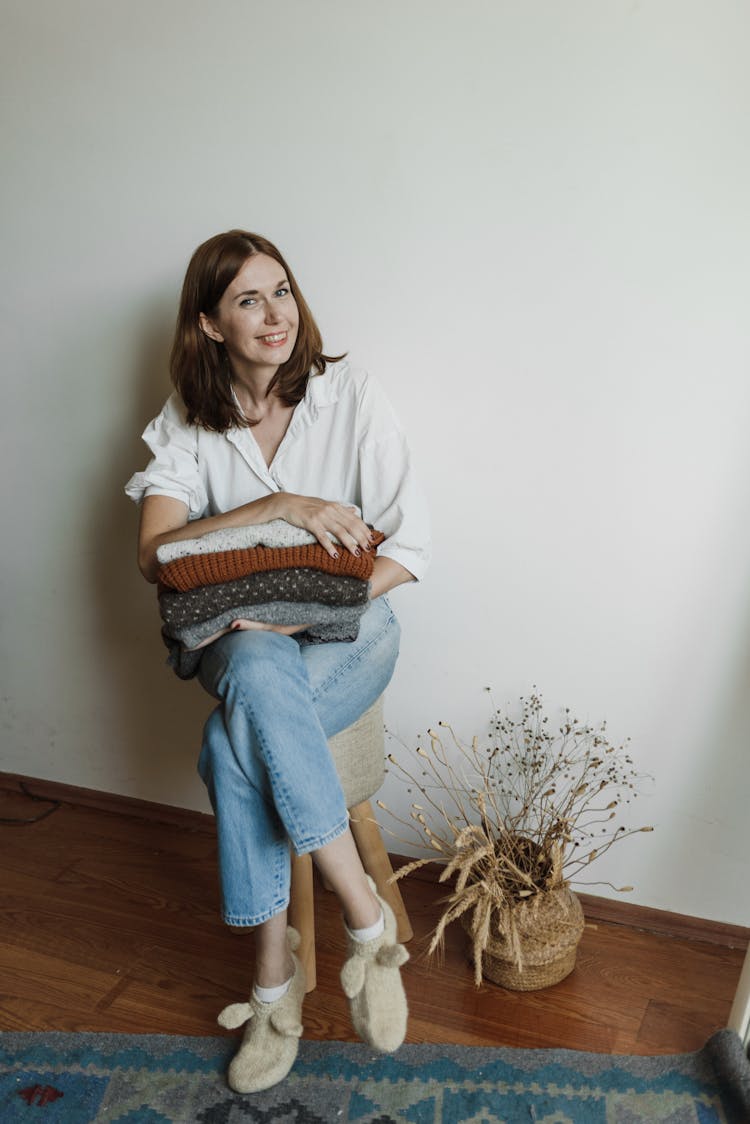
[253,977,292,1004]
[347,908,385,943]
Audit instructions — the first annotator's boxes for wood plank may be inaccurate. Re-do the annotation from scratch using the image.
[577,891,750,950]
[0,942,121,1014]
[4,772,748,949]
[0,773,214,832]
[0,789,744,1055]
[636,996,733,1052]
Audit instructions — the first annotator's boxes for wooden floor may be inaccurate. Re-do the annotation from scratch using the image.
[0,787,744,1055]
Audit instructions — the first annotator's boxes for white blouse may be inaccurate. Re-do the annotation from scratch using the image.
[125,360,431,581]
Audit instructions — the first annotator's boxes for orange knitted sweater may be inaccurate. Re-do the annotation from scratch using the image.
[157,531,386,593]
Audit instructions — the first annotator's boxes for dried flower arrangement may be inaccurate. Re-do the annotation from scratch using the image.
[381,690,653,987]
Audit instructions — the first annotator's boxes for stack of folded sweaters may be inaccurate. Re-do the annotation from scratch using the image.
[155,520,385,679]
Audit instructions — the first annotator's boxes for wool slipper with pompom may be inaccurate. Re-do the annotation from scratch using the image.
[217,926,306,1093]
[340,876,409,1053]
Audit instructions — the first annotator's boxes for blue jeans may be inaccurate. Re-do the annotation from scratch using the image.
[196,596,400,926]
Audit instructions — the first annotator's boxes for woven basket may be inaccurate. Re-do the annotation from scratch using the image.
[464,886,585,991]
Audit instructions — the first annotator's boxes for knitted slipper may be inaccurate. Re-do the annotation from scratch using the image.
[340,876,409,1053]
[217,926,306,1094]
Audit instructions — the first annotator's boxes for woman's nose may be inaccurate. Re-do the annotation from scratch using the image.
[264,303,281,324]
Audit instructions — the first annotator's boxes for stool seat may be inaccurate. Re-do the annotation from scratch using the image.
[288,696,412,991]
[327,698,386,808]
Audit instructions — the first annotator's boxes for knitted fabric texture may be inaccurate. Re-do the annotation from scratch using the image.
[159,570,369,629]
[155,517,359,564]
[218,925,306,1093]
[162,601,371,679]
[158,535,384,593]
[171,601,368,651]
[162,633,212,680]
[340,875,409,1053]
[155,520,384,681]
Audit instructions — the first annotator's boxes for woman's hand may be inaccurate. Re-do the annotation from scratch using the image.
[183,618,310,650]
[275,494,374,558]
[137,492,371,584]
[229,619,310,636]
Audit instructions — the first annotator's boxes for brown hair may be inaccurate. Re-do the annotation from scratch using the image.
[170,230,343,431]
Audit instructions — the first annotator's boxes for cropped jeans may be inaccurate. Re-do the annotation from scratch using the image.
[196,595,400,927]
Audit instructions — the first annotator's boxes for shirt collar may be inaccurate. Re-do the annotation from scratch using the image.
[303,366,344,411]
[229,364,343,424]
[224,364,344,482]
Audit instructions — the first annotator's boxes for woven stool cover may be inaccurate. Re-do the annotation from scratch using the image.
[327,697,384,807]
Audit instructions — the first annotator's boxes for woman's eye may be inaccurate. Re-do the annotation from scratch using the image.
[274,288,289,298]
[239,298,257,307]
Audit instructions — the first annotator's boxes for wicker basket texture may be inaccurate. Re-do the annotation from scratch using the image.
[467,885,585,991]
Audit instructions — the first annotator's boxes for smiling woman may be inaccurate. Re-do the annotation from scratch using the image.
[198,253,303,466]
[170,231,342,435]
[124,228,431,1095]
[200,255,300,374]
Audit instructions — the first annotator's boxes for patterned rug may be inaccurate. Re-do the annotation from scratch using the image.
[1,1029,748,1123]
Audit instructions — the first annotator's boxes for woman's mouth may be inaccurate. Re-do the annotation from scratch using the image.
[258,332,288,347]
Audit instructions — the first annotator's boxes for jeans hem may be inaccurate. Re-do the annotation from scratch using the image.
[222,894,290,928]
[291,814,349,857]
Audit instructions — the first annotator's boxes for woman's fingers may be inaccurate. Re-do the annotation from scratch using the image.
[330,504,373,555]
[279,495,373,556]
[230,619,309,635]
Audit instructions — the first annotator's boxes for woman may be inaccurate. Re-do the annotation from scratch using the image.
[126,230,430,1093]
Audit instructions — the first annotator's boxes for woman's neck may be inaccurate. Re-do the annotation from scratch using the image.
[230,363,280,419]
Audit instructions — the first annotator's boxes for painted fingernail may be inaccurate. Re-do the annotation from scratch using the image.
[354,548,361,557]
[332,551,340,559]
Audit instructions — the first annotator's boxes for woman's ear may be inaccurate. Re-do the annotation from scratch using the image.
[199,311,224,343]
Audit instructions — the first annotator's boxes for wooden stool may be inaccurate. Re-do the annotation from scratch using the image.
[288,697,413,992]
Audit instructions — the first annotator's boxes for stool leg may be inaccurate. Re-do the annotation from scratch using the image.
[288,850,316,992]
[349,800,414,943]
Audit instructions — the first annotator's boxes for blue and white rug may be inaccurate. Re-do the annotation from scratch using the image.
[1,1029,748,1123]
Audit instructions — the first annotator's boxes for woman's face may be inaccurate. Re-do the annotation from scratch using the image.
[199,252,299,377]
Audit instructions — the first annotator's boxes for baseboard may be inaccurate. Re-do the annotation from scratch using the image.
[388,861,750,951]
[2,770,747,951]
[0,771,215,833]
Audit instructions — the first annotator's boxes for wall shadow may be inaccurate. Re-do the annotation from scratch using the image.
[677,597,750,924]
[87,298,214,811]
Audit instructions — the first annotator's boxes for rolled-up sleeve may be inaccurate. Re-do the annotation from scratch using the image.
[124,394,209,519]
[357,375,431,581]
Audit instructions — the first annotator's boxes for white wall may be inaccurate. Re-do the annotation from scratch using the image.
[2,0,748,925]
